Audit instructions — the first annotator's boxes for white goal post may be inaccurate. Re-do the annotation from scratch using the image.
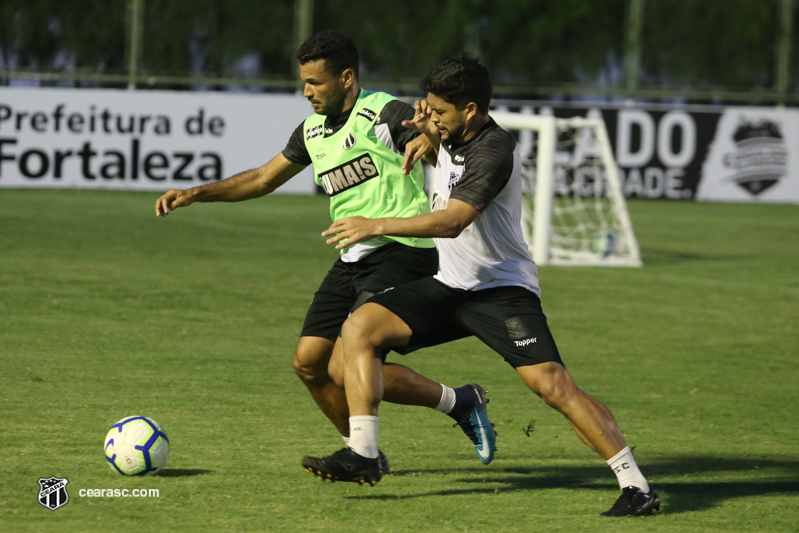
[492,112,643,267]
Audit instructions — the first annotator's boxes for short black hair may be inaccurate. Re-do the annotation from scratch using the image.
[421,55,492,113]
[296,30,359,78]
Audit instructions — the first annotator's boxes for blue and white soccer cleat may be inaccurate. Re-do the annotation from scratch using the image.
[452,384,497,465]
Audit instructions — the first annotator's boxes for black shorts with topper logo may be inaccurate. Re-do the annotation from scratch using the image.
[369,277,564,369]
[301,242,439,338]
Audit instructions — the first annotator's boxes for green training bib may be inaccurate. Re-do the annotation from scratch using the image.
[303,90,434,253]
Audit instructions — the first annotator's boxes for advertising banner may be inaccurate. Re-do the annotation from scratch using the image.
[2,87,797,203]
[495,102,799,204]
[0,87,316,193]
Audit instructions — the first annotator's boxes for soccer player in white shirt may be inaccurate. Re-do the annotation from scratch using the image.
[303,56,659,518]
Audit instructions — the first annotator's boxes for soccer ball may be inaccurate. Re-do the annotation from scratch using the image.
[104,416,170,476]
[592,231,619,257]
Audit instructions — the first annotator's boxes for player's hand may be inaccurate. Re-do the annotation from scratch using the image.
[322,216,379,250]
[402,134,434,175]
[401,100,436,137]
[155,189,194,217]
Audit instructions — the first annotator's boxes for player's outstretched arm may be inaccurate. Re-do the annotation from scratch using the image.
[155,154,306,216]
[322,199,480,250]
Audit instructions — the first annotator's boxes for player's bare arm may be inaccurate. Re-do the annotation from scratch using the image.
[155,154,306,216]
[322,199,480,250]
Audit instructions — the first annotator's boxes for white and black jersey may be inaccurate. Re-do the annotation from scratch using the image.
[432,117,540,295]
[282,99,419,165]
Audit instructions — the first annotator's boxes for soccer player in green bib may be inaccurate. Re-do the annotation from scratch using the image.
[155,31,496,470]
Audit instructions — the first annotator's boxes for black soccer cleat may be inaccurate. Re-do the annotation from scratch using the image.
[450,384,497,464]
[302,447,383,486]
[601,486,661,517]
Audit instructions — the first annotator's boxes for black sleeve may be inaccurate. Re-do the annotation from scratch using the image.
[377,99,420,153]
[281,122,312,166]
[449,130,516,212]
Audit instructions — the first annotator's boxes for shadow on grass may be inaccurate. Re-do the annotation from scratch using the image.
[640,248,753,265]
[347,456,799,514]
[156,469,213,477]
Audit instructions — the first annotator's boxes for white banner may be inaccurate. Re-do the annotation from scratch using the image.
[0,87,316,193]
[4,88,798,204]
[698,107,799,203]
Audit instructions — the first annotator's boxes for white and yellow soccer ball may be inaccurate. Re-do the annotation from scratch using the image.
[104,416,170,475]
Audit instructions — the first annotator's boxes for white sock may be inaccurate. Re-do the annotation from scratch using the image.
[607,446,649,493]
[348,416,379,459]
[434,385,456,414]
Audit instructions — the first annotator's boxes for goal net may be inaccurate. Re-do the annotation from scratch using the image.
[492,112,642,267]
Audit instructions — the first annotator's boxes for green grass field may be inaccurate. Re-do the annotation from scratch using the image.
[2,189,797,532]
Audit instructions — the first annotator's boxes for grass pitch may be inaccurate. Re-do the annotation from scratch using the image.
[1,189,797,532]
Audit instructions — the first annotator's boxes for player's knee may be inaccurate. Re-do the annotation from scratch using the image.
[341,308,383,349]
[527,364,577,409]
[292,347,328,385]
[537,381,572,409]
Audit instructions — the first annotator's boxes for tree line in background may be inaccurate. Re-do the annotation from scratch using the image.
[0,0,796,102]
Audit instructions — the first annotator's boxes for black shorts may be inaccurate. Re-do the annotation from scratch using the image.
[301,243,439,338]
[369,277,564,369]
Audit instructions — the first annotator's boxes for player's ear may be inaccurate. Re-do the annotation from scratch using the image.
[464,101,479,121]
[340,68,355,89]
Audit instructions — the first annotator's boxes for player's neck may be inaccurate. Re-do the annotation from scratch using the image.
[460,114,490,143]
[339,84,362,115]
